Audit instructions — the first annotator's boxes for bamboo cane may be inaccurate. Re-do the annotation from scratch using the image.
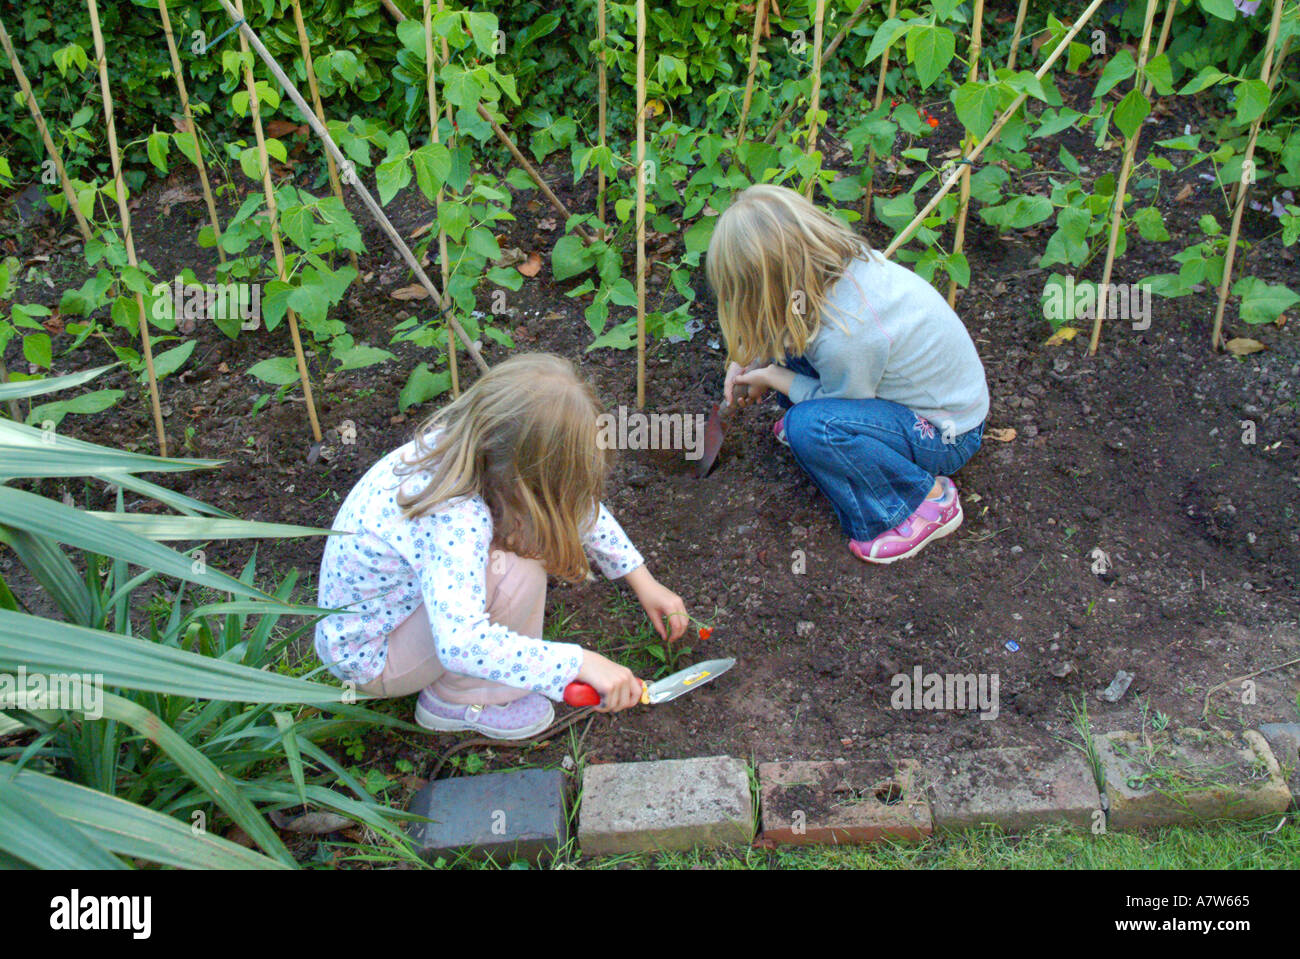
[0,16,94,244]
[423,0,457,397]
[1143,0,1178,100]
[1006,0,1029,70]
[1087,0,1160,356]
[864,0,896,223]
[947,0,983,306]
[737,0,770,148]
[290,0,358,278]
[475,105,597,243]
[635,0,647,410]
[436,0,456,144]
[884,0,1108,258]
[212,0,488,374]
[803,0,827,198]
[87,0,168,456]
[234,0,322,444]
[1211,0,1288,352]
[763,0,873,146]
[597,0,608,239]
[157,0,225,264]
[1231,26,1291,207]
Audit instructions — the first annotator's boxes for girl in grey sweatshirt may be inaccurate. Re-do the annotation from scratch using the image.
[705,184,989,564]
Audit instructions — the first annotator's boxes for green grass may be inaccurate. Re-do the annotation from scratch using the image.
[580,818,1300,870]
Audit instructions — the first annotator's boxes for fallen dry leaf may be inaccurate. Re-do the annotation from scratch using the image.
[266,120,308,139]
[987,427,1017,442]
[1225,337,1265,355]
[494,247,527,269]
[390,284,430,301]
[1044,325,1078,346]
[1175,182,1194,202]
[517,251,542,277]
[537,216,558,231]
[268,809,355,835]
[410,220,435,240]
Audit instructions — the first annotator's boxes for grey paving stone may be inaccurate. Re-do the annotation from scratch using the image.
[1258,723,1299,811]
[407,768,566,863]
[579,755,753,856]
[1096,728,1291,830]
[923,745,1101,832]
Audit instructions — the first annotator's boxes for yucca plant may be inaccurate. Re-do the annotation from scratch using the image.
[0,367,423,869]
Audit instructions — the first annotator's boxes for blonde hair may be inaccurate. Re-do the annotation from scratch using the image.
[395,353,608,584]
[706,184,871,367]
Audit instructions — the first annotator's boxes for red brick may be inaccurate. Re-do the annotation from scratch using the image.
[759,758,931,845]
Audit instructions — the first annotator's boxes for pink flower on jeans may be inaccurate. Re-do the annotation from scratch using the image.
[913,414,936,440]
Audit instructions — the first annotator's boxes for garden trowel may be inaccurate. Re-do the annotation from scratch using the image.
[563,658,736,708]
[696,382,749,478]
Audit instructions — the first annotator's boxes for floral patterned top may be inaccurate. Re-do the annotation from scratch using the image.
[314,437,644,700]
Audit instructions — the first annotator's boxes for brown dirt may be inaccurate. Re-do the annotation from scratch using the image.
[4,74,1299,791]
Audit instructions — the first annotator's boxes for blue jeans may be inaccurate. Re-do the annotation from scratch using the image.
[778,356,984,541]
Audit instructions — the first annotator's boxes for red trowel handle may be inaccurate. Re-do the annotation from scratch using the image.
[564,682,602,707]
[563,679,649,707]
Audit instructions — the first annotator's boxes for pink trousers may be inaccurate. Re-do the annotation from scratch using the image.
[358,551,546,705]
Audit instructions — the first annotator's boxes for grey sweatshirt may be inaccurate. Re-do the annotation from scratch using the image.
[785,253,990,434]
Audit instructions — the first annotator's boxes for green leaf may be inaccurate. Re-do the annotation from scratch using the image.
[1179,66,1228,95]
[22,333,51,369]
[411,143,451,202]
[147,131,171,173]
[1233,79,1270,126]
[551,234,596,281]
[1093,49,1137,99]
[0,778,124,870]
[0,489,274,601]
[0,364,113,402]
[1113,88,1150,141]
[5,766,287,869]
[399,363,451,411]
[1233,277,1299,324]
[153,340,197,380]
[376,156,412,206]
[952,81,1000,139]
[866,17,912,65]
[247,356,302,386]
[1133,206,1169,242]
[906,24,956,90]
[1198,0,1237,20]
[26,390,124,428]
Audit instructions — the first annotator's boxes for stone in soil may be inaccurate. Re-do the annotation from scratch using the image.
[407,768,566,863]
[1257,723,1300,811]
[759,758,931,845]
[922,746,1101,832]
[1095,728,1292,830]
[578,756,752,856]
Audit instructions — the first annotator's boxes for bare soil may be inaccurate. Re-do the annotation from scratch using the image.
[4,74,1299,794]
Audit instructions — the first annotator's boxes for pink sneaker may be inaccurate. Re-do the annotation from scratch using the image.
[774,414,789,447]
[849,477,962,564]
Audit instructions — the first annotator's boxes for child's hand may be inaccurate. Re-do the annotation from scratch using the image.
[726,361,765,407]
[577,649,644,712]
[736,364,796,399]
[624,566,689,642]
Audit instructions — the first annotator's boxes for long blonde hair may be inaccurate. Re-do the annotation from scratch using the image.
[706,184,871,367]
[395,353,608,583]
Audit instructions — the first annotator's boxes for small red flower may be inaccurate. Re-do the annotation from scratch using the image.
[917,108,926,117]
[927,116,939,128]
[698,627,712,641]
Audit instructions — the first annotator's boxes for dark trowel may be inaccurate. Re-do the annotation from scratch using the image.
[696,382,748,478]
